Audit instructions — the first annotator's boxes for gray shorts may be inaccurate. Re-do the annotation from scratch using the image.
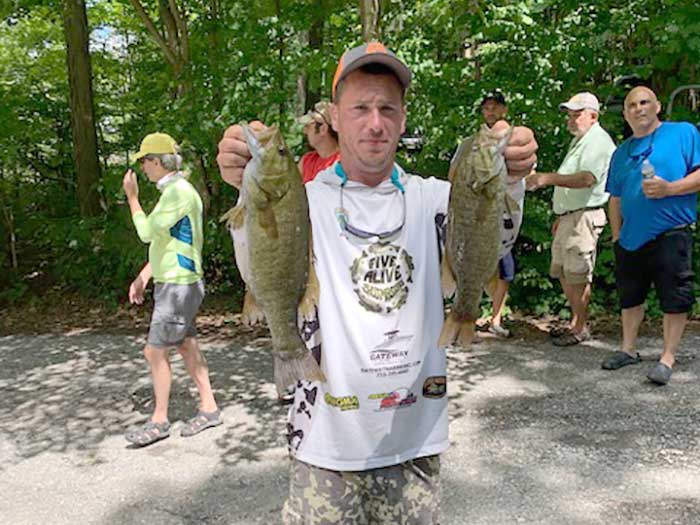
[282,456,441,524]
[147,280,205,348]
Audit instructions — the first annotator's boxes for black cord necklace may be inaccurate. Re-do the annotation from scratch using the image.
[627,124,660,162]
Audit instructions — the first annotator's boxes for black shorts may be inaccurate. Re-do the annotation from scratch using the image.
[614,229,695,313]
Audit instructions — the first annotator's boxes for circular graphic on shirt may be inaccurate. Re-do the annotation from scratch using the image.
[350,243,414,313]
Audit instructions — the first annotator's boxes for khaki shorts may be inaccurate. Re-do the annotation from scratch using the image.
[282,456,441,525]
[147,280,205,348]
[550,208,606,285]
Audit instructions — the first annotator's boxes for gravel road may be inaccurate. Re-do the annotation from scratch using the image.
[1,324,699,524]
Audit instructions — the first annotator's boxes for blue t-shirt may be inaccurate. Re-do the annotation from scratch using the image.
[606,122,700,250]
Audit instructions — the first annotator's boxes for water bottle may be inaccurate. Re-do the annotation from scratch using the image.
[641,158,656,180]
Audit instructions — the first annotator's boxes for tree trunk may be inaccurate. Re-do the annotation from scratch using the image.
[275,0,285,118]
[360,0,381,42]
[62,0,102,217]
[129,0,190,95]
[303,0,325,108]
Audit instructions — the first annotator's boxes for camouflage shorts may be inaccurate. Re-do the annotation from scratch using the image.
[282,456,441,525]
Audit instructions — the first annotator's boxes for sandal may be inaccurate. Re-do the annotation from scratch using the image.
[552,330,591,347]
[488,324,511,338]
[602,351,641,370]
[549,325,572,338]
[181,410,223,437]
[125,420,170,447]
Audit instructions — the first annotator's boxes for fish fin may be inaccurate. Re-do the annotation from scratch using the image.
[438,312,461,348]
[299,238,319,321]
[220,204,245,230]
[241,288,265,327]
[447,157,458,183]
[484,272,499,300]
[456,321,477,347]
[257,205,279,238]
[441,255,457,300]
[504,192,520,216]
[448,138,472,183]
[274,352,326,395]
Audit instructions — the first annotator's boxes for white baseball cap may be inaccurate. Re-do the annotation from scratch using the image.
[559,92,600,112]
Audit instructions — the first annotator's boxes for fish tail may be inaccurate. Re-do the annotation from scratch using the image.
[274,352,326,395]
[456,321,477,347]
[438,312,461,347]
[439,312,477,349]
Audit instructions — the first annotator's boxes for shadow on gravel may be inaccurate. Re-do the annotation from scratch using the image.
[0,327,290,467]
[3,324,700,524]
[99,462,289,525]
[440,332,700,524]
[0,333,145,464]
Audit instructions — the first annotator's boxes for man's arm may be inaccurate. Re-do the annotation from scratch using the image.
[525,170,595,191]
[608,196,622,242]
[642,168,700,199]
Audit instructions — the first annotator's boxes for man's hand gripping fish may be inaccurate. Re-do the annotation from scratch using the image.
[440,121,513,347]
[222,124,325,392]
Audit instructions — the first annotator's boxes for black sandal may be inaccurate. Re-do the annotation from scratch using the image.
[125,420,170,447]
[549,325,572,338]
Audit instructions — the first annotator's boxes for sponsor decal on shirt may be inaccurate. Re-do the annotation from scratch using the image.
[422,376,447,399]
[324,392,360,411]
[361,360,422,378]
[350,243,414,313]
[369,330,413,364]
[369,388,417,411]
[361,329,420,378]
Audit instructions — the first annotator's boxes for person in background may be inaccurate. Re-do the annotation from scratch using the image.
[122,133,221,446]
[481,91,525,337]
[601,86,700,385]
[526,92,615,346]
[297,100,340,183]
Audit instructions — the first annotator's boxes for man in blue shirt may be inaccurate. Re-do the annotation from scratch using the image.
[602,86,700,384]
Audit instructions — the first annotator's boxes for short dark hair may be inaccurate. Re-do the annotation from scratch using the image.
[334,63,406,103]
[481,91,507,107]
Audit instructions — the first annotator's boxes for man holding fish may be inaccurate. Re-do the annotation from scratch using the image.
[217,42,537,524]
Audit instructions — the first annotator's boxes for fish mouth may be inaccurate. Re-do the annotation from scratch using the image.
[243,124,282,156]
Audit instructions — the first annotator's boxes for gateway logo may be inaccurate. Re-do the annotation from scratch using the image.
[369,330,414,364]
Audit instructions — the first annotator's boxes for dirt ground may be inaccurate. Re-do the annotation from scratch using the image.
[1,305,700,524]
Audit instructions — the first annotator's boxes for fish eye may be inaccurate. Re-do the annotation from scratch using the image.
[277,146,287,156]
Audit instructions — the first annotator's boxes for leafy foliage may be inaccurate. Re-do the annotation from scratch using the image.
[1,0,699,317]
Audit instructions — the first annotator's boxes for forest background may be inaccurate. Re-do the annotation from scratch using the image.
[1,0,699,321]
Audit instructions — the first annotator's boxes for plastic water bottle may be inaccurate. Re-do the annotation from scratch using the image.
[641,158,656,180]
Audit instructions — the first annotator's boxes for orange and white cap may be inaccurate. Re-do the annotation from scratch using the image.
[332,42,411,99]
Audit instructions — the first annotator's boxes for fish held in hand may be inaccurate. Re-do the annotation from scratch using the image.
[222,124,324,392]
[440,121,511,347]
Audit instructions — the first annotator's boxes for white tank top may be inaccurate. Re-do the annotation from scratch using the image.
[288,163,451,471]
